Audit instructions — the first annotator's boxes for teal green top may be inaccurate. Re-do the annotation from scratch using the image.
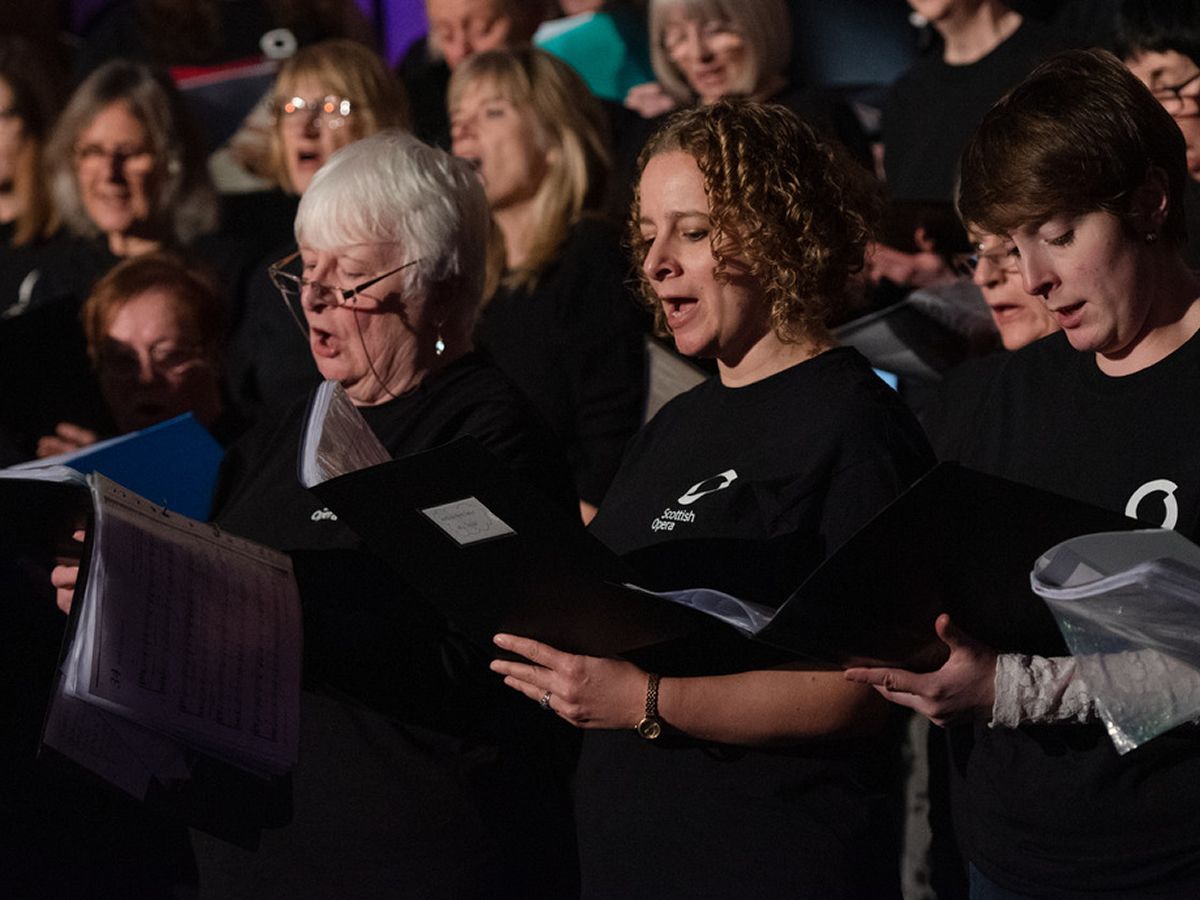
[535,9,655,103]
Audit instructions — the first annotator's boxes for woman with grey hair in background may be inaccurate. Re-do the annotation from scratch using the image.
[17,59,235,462]
[35,59,219,308]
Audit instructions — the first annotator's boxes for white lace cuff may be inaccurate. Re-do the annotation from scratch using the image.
[990,653,1094,727]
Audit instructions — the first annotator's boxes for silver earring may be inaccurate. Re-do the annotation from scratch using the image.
[1146,231,1159,244]
[435,333,446,356]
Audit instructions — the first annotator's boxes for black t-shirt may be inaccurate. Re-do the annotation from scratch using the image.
[476,216,648,506]
[951,329,1200,896]
[920,350,1010,461]
[214,349,573,552]
[883,20,1063,204]
[576,348,934,898]
[199,352,581,896]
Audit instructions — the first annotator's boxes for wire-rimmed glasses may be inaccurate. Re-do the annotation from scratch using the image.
[272,94,354,129]
[267,250,421,336]
[950,247,1021,279]
[1153,71,1200,118]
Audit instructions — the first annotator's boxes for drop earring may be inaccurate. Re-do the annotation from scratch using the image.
[435,331,446,356]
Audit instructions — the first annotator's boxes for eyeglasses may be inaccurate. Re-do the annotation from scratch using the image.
[1153,71,1200,118]
[273,95,353,129]
[951,248,1020,279]
[96,343,209,381]
[268,249,421,335]
[74,143,156,173]
[662,18,741,54]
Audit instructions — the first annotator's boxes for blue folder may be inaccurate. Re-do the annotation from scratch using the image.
[13,414,224,520]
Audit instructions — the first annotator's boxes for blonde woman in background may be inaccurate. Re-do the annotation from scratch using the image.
[450,47,647,521]
[224,38,411,414]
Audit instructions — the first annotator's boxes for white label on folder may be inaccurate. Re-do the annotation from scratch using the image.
[421,497,515,545]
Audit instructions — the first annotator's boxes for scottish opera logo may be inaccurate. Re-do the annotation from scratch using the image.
[677,469,738,505]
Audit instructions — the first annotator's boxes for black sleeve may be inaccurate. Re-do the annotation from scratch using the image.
[818,402,937,554]
[919,353,1006,462]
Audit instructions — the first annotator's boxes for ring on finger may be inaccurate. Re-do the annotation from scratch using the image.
[539,689,552,711]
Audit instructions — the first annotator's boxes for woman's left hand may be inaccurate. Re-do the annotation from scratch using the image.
[491,633,647,729]
[37,422,100,458]
[843,613,997,726]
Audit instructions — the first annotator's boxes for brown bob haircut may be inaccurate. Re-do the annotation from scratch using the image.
[632,99,877,343]
[82,252,226,366]
[958,48,1188,244]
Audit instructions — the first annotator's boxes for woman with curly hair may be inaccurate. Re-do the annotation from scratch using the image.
[491,99,933,898]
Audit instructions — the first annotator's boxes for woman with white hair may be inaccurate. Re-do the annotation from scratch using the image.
[190,129,581,896]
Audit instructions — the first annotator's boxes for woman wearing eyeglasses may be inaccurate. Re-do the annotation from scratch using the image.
[922,231,1060,463]
[267,39,409,197]
[37,60,218,304]
[3,59,222,459]
[957,232,1060,353]
[32,252,240,459]
[845,49,1200,897]
[1117,0,1200,268]
[224,39,411,416]
[188,129,582,896]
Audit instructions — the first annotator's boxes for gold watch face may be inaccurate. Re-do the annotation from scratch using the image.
[636,716,662,740]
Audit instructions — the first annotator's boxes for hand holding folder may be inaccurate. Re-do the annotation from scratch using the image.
[843,613,1000,726]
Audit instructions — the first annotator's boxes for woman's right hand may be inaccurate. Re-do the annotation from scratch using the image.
[37,422,100,458]
[491,633,648,730]
[624,81,679,119]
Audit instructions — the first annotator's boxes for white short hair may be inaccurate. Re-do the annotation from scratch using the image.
[295,130,489,314]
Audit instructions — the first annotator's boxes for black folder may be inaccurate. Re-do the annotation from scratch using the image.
[308,437,713,660]
[309,440,1139,671]
[760,463,1139,669]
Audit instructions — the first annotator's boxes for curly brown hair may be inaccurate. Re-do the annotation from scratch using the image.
[630,99,878,343]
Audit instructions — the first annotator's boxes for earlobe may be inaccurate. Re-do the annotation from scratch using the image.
[1134,166,1171,232]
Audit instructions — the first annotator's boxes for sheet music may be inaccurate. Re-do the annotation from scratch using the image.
[42,692,190,799]
[62,476,301,775]
[299,380,391,487]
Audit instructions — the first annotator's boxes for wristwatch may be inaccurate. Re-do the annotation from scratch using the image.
[636,672,663,740]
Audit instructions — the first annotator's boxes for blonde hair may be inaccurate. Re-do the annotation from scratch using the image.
[448,47,610,293]
[648,0,791,104]
[269,39,410,193]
